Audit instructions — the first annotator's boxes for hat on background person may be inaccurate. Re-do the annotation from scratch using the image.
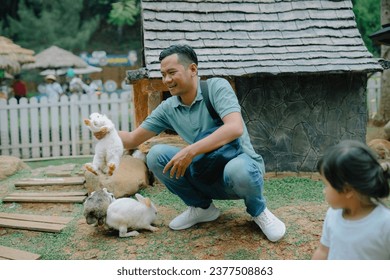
[45,74,56,81]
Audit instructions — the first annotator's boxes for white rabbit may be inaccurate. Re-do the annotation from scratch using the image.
[83,188,116,226]
[106,193,158,237]
[84,112,124,176]
[131,149,146,162]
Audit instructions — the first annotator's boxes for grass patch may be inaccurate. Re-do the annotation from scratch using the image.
[25,157,92,169]
[264,177,324,208]
[139,187,185,212]
[224,248,259,260]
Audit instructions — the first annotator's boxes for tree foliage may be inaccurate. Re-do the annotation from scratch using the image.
[352,0,381,57]
[108,0,140,27]
[0,0,141,53]
[1,0,100,52]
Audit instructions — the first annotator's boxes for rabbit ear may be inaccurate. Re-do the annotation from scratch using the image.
[135,193,145,203]
[135,193,152,208]
[144,198,151,208]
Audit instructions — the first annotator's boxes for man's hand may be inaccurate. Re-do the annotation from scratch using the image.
[94,127,108,140]
[163,146,195,179]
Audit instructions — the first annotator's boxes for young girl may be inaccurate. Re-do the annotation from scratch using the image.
[312,140,390,260]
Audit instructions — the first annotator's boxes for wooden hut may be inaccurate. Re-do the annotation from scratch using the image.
[127,0,382,172]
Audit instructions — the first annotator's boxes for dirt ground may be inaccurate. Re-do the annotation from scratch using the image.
[0,122,386,260]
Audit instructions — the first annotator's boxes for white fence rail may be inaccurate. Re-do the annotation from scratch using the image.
[0,92,134,159]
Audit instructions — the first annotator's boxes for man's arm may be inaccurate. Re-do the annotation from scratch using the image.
[119,126,157,150]
[191,111,243,155]
[94,125,156,145]
[163,111,243,179]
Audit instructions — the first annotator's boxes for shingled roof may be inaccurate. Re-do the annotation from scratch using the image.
[140,0,382,79]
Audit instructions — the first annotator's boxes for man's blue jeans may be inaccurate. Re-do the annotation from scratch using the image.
[146,144,266,217]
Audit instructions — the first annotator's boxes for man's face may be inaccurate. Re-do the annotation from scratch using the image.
[160,54,194,96]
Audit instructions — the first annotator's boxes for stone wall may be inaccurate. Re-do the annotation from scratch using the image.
[236,73,368,172]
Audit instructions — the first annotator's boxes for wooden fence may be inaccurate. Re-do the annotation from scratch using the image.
[0,92,134,159]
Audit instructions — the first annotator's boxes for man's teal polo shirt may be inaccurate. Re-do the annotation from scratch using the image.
[141,77,265,173]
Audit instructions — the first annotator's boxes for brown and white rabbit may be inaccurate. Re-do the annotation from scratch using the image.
[106,193,158,237]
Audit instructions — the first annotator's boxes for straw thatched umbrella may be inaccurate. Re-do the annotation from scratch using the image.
[0,56,20,75]
[22,45,87,73]
[0,36,35,74]
[39,65,102,76]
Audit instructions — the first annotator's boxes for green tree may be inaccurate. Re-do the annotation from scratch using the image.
[2,0,100,52]
[108,0,140,26]
[352,0,381,57]
[107,0,140,37]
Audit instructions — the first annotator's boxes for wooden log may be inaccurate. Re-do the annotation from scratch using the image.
[2,196,86,203]
[0,246,40,260]
[0,218,66,233]
[0,213,73,224]
[6,191,87,197]
[14,177,85,187]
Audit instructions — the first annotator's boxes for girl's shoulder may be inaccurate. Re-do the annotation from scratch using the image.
[324,207,343,224]
[376,203,390,217]
[370,204,390,231]
[375,205,390,236]
[326,207,342,216]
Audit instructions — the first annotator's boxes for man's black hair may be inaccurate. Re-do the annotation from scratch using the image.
[159,44,198,66]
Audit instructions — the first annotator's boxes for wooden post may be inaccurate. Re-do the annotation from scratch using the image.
[132,79,168,127]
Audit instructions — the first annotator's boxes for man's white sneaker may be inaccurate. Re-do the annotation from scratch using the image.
[169,203,220,230]
[253,208,286,242]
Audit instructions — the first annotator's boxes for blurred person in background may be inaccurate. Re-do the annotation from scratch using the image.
[11,74,27,102]
[83,77,101,96]
[44,74,64,101]
[67,68,84,96]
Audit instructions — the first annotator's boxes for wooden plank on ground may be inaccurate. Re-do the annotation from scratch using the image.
[14,177,85,187]
[2,196,86,203]
[6,191,87,197]
[0,213,73,224]
[0,246,40,260]
[0,218,66,233]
